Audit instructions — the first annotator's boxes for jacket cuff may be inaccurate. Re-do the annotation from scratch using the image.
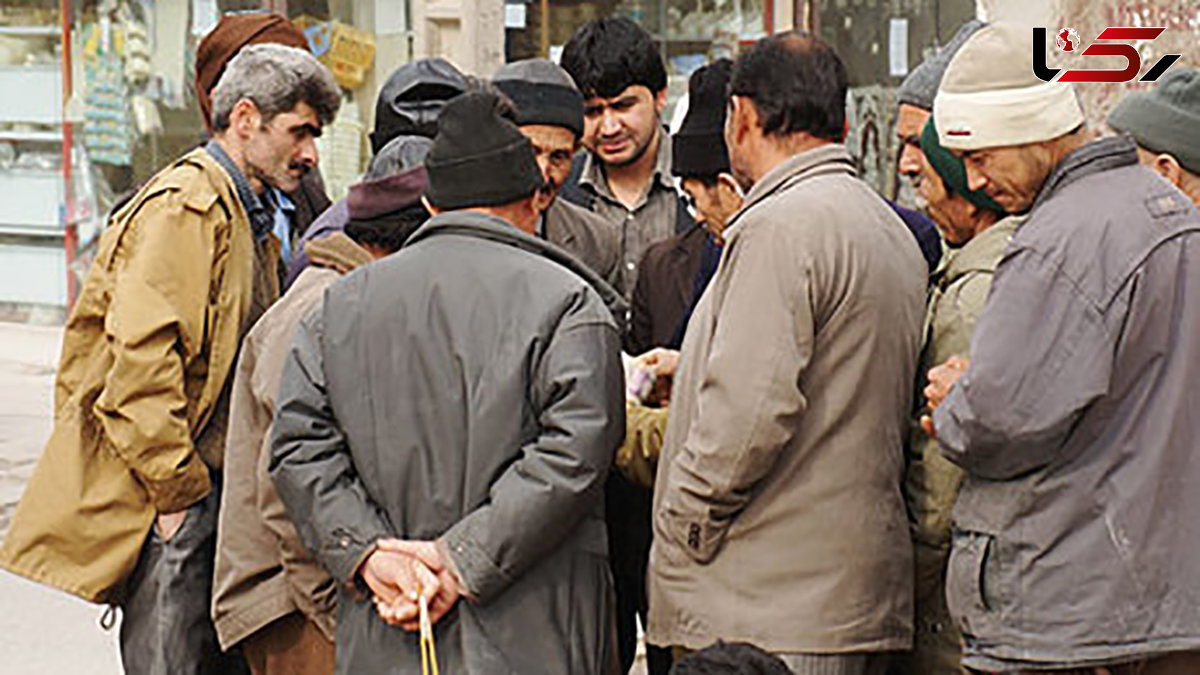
[141,454,212,513]
[442,521,513,603]
[658,494,727,565]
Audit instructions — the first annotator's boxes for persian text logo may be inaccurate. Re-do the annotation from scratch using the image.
[1033,27,1181,83]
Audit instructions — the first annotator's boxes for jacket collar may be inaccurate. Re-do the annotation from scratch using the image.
[935,214,1022,286]
[1032,135,1139,211]
[406,210,628,321]
[725,143,856,240]
[205,139,273,239]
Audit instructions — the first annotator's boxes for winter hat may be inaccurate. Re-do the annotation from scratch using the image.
[673,59,733,179]
[348,165,429,222]
[920,117,1006,214]
[195,13,309,132]
[365,135,434,180]
[1108,68,1200,175]
[897,20,986,111]
[371,58,468,153]
[492,59,585,137]
[425,91,542,210]
[935,22,1084,150]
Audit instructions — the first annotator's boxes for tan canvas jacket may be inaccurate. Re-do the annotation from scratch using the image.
[212,233,371,649]
[648,145,926,654]
[0,148,260,604]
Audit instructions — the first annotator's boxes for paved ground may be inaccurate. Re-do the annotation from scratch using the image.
[0,322,122,674]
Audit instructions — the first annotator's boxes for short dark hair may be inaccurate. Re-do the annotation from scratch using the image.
[345,205,429,255]
[729,33,847,141]
[561,17,667,99]
[670,642,794,675]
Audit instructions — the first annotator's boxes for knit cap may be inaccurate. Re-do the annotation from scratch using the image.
[425,91,543,210]
[935,22,1084,150]
[492,59,585,137]
[919,117,1006,214]
[897,20,986,111]
[1108,68,1200,175]
[673,59,733,179]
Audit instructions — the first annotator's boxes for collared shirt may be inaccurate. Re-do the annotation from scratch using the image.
[205,140,274,241]
[265,187,297,264]
[577,130,681,298]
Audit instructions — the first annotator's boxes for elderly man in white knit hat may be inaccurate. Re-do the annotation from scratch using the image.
[921,22,1200,675]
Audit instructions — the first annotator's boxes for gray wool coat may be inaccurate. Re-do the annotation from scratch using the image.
[270,210,627,674]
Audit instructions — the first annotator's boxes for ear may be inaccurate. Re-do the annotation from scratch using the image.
[229,98,262,137]
[728,96,756,149]
[716,172,744,207]
[1152,153,1185,187]
[420,195,440,216]
[654,88,668,116]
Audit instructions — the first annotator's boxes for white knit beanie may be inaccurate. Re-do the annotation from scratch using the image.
[934,22,1084,150]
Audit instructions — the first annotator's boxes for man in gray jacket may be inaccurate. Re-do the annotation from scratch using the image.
[648,34,925,674]
[925,23,1200,673]
[270,91,626,674]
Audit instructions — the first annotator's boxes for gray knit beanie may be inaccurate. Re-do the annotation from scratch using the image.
[897,20,986,110]
[492,59,585,137]
[1108,68,1200,175]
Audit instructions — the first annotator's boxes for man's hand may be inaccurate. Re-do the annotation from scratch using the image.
[155,511,187,542]
[638,348,680,406]
[375,539,463,627]
[360,547,441,630]
[920,355,970,439]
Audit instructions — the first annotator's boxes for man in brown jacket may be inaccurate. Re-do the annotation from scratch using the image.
[0,45,340,674]
[213,152,430,674]
[648,34,925,674]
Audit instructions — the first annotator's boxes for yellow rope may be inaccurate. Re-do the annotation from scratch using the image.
[420,593,440,675]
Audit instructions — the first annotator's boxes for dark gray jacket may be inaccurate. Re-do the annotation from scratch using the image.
[934,136,1200,670]
[270,211,626,674]
[544,197,620,290]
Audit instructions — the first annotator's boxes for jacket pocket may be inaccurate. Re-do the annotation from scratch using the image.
[946,529,1001,638]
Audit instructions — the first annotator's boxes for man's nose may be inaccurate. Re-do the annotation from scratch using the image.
[965,163,987,192]
[600,109,621,136]
[898,144,924,178]
[297,136,318,168]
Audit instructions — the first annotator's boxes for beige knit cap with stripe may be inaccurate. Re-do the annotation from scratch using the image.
[934,22,1084,150]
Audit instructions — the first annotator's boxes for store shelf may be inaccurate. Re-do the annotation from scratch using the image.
[0,129,62,142]
[0,241,67,306]
[0,171,63,236]
[0,25,59,36]
[0,65,62,125]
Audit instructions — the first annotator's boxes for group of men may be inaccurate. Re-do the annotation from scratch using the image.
[1,9,1200,675]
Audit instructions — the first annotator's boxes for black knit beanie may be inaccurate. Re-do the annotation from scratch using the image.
[673,59,733,179]
[1108,68,1200,175]
[492,59,585,137]
[425,91,543,210]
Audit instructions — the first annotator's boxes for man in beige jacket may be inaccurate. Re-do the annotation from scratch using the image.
[212,140,430,674]
[647,34,926,675]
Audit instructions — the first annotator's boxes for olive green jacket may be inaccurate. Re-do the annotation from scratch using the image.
[902,215,1020,675]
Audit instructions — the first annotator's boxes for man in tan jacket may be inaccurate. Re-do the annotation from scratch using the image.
[0,45,339,674]
[647,34,926,674]
[212,144,430,674]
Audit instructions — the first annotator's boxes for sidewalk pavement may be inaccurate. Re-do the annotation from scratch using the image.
[0,321,122,674]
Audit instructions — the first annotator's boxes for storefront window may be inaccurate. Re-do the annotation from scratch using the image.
[505,0,771,111]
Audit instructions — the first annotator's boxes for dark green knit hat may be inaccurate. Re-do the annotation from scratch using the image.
[1108,68,1200,175]
[919,117,1005,214]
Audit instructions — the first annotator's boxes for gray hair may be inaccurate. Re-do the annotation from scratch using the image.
[211,43,341,131]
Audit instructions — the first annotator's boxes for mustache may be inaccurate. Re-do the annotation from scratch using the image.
[288,161,310,174]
